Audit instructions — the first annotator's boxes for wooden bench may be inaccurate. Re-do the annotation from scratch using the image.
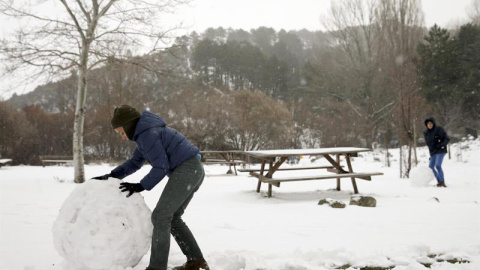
[257,172,384,187]
[200,150,247,175]
[0,159,12,168]
[202,160,247,165]
[252,170,383,197]
[39,155,73,167]
[202,158,246,163]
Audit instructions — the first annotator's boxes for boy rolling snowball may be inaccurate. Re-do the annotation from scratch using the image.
[92,105,209,270]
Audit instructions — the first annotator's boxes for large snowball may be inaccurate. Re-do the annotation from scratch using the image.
[53,179,153,270]
[410,166,435,187]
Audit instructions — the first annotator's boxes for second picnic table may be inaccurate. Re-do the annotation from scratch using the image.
[200,150,247,175]
[242,147,383,197]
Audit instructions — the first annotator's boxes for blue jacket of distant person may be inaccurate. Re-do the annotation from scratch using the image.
[112,111,199,190]
[423,116,450,157]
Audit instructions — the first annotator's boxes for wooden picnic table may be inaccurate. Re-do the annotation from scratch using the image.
[0,159,12,168]
[243,147,383,197]
[39,155,73,167]
[200,150,247,175]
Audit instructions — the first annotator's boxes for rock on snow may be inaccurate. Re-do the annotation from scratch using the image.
[52,178,153,270]
[349,195,377,207]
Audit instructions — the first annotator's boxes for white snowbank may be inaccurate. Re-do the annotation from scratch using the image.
[52,179,153,270]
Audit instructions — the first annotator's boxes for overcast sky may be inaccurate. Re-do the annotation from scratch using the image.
[168,0,472,33]
[0,0,474,99]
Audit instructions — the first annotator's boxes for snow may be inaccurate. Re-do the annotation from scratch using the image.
[246,147,371,157]
[1,139,479,270]
[0,158,12,164]
[349,196,361,203]
[52,179,152,270]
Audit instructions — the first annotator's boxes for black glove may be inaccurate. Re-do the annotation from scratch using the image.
[119,182,145,198]
[92,174,111,180]
[91,171,117,180]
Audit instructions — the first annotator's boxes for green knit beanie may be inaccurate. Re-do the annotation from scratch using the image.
[111,105,141,129]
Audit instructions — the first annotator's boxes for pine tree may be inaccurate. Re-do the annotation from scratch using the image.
[417,25,462,128]
[455,23,480,124]
[417,24,480,130]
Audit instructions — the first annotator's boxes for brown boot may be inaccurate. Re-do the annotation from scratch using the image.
[172,258,210,270]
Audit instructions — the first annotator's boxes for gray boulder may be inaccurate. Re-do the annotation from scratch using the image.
[318,198,346,208]
[350,196,376,207]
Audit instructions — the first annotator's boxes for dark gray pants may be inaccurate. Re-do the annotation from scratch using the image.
[147,156,205,270]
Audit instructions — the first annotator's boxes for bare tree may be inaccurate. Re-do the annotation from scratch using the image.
[468,0,480,24]
[322,0,426,176]
[227,90,294,151]
[377,0,425,177]
[322,0,395,146]
[0,0,187,183]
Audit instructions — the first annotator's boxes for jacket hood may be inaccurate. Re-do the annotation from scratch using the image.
[424,117,436,128]
[133,111,167,141]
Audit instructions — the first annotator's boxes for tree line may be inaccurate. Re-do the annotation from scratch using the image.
[1,1,479,178]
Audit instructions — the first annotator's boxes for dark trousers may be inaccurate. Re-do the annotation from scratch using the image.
[147,156,205,270]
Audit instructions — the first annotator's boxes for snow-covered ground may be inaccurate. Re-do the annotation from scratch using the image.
[1,139,479,270]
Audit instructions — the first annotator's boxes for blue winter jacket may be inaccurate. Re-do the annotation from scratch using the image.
[423,117,450,157]
[112,111,199,190]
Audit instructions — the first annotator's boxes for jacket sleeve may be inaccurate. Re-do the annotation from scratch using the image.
[140,136,170,191]
[111,147,145,179]
[439,127,450,148]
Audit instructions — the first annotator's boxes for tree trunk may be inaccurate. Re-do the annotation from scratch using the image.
[413,120,418,165]
[406,139,412,178]
[73,47,89,184]
[399,146,403,178]
[384,132,390,167]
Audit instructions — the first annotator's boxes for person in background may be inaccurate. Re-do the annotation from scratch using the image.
[92,105,209,270]
[424,117,450,187]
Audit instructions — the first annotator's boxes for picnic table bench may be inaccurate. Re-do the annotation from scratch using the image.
[0,159,12,168]
[39,155,74,167]
[200,150,247,175]
[244,147,383,197]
